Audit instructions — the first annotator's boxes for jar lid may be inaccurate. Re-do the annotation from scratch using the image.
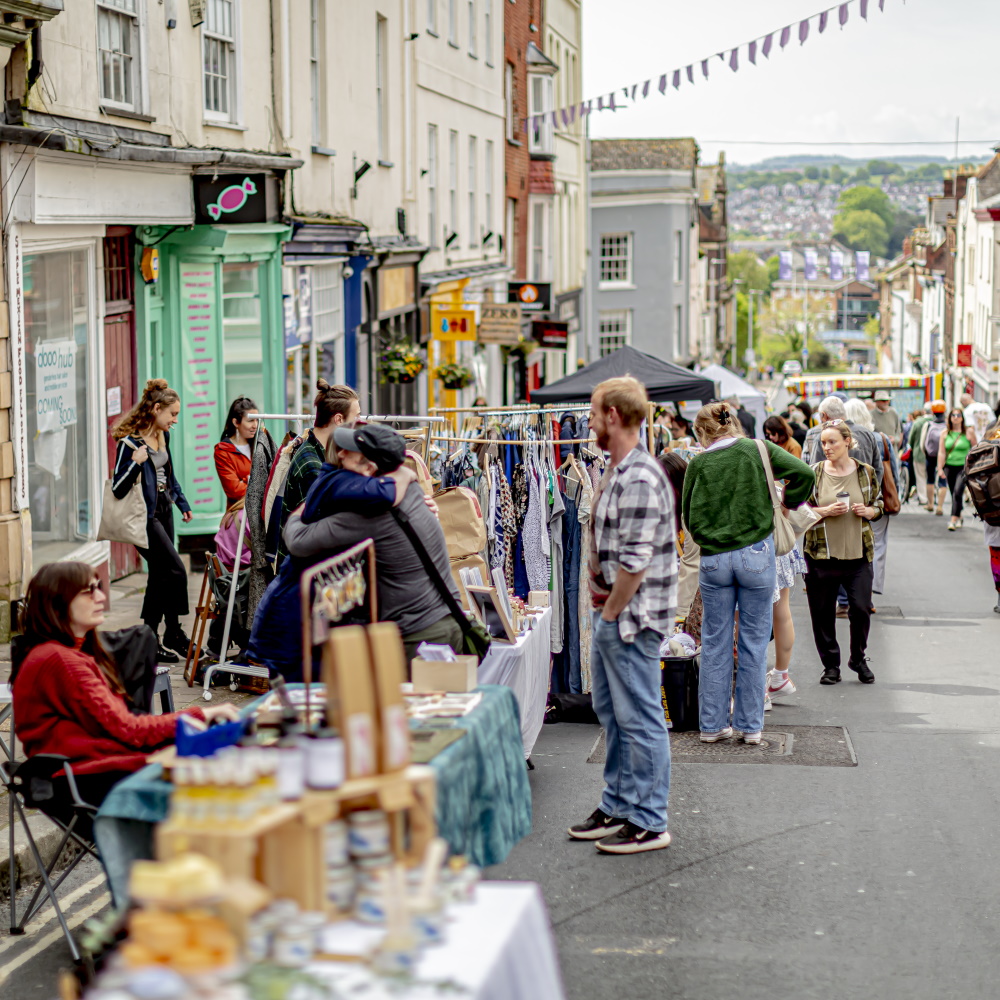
[349,809,387,824]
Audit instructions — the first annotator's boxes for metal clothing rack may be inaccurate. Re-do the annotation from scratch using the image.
[434,435,595,445]
[299,540,378,728]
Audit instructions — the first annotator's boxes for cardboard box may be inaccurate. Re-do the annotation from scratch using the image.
[323,626,379,779]
[366,622,411,773]
[528,590,550,607]
[411,656,479,693]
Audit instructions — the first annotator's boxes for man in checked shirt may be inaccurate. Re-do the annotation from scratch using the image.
[568,376,677,854]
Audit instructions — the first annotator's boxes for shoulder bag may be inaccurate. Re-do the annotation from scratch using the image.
[97,439,148,549]
[878,433,901,515]
[390,506,492,663]
[753,439,814,555]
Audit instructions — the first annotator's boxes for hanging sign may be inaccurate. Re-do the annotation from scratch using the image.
[194,174,268,225]
[479,303,523,344]
[532,320,569,350]
[957,344,973,367]
[508,281,551,314]
[431,303,477,341]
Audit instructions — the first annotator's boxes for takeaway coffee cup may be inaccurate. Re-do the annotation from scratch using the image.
[836,491,850,509]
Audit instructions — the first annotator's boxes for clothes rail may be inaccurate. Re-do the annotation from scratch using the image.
[432,435,596,445]
[429,404,592,417]
[248,412,446,424]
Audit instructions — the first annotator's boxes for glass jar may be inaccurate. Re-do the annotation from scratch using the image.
[323,819,348,868]
[273,920,313,967]
[348,810,390,859]
[325,864,355,912]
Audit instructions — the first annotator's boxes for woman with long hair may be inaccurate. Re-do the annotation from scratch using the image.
[803,421,883,685]
[214,397,259,505]
[111,379,192,663]
[682,402,814,744]
[936,407,977,530]
[764,415,802,458]
[11,563,237,832]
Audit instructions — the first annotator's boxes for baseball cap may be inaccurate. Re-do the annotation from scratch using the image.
[332,423,405,474]
[873,390,891,402]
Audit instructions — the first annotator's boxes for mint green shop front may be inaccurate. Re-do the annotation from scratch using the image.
[135,223,291,544]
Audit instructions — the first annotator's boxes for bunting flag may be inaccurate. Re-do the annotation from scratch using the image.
[527,0,897,133]
[830,250,844,282]
[779,251,793,282]
[856,251,871,282]
[804,249,818,282]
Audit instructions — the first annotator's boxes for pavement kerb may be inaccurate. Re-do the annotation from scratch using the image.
[0,794,67,898]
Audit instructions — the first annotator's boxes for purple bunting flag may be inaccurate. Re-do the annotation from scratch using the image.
[608,92,617,110]
[839,4,849,26]
[672,69,681,89]
[552,110,559,129]
[780,25,791,48]
[686,65,694,84]
[819,10,828,32]
[748,40,757,64]
[701,59,710,78]
[804,248,818,282]
[830,250,844,282]
[659,74,667,94]
[561,109,570,128]
[642,79,650,98]
[879,0,885,9]
[778,251,793,282]
[762,33,773,57]
[860,0,868,18]
[597,95,604,111]
[799,19,809,43]
[630,84,638,100]
[729,48,738,71]
[855,251,870,282]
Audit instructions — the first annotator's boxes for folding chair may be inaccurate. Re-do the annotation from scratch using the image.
[184,553,218,687]
[2,755,104,962]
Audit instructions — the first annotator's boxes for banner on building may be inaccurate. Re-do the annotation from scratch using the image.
[957,343,973,367]
[778,251,793,282]
[855,251,870,282]
[803,249,818,282]
[830,250,844,282]
[35,340,77,433]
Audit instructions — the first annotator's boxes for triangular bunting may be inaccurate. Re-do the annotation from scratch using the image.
[686,65,694,84]
[729,48,738,71]
[597,95,604,111]
[748,40,757,64]
[819,10,828,31]
[762,33,773,57]
[608,92,617,110]
[630,84,637,100]
[839,4,849,26]
[672,69,681,88]
[658,74,667,94]
[879,0,885,9]
[642,79,650,98]
[860,0,868,18]
[701,59,710,78]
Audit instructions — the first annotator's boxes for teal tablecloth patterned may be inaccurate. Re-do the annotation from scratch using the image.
[94,685,531,907]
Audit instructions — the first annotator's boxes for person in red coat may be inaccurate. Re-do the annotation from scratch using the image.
[214,396,260,505]
[12,562,239,827]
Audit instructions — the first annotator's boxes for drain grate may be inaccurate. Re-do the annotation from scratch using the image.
[587,725,856,767]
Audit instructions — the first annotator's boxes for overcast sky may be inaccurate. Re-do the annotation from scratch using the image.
[581,0,1000,167]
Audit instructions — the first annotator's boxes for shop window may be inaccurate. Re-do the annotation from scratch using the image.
[97,0,140,111]
[312,263,344,363]
[222,262,264,408]
[204,0,238,122]
[24,249,94,563]
[599,309,631,356]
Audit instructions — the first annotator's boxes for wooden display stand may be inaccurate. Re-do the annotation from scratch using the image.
[156,766,436,916]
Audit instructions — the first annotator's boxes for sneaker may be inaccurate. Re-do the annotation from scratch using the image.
[764,692,773,712]
[738,732,762,745]
[820,667,841,685]
[568,808,625,841]
[155,643,180,664]
[849,657,875,684]
[162,628,193,658]
[596,822,672,855]
[700,727,733,743]
[993,598,1000,615]
[767,673,797,699]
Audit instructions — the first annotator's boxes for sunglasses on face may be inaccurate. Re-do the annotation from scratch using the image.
[80,580,102,597]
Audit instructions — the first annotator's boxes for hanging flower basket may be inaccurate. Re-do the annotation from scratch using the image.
[379,344,424,384]
[434,362,475,390]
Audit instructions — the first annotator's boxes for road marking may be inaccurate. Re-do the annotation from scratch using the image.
[0,893,110,984]
[0,873,108,954]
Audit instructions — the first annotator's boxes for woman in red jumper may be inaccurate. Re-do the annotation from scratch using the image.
[214,396,260,505]
[12,562,239,827]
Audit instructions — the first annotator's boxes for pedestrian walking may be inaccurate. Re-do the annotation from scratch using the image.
[936,407,977,530]
[111,379,194,663]
[961,392,994,443]
[803,421,884,685]
[214,396,259,505]
[681,402,814,745]
[870,390,903,447]
[921,400,948,512]
[976,422,1000,614]
[764,415,803,458]
[906,402,933,504]
[803,396,882,481]
[567,377,675,854]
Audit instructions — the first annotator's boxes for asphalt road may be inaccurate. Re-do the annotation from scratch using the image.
[3,503,998,999]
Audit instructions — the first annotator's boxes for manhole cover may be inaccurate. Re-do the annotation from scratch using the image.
[587,725,856,767]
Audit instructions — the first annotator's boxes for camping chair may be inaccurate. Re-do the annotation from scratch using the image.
[184,554,218,687]
[2,755,104,962]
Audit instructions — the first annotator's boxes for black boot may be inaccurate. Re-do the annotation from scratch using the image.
[849,657,875,684]
[162,626,193,658]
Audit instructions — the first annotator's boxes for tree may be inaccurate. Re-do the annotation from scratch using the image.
[866,159,901,177]
[803,166,820,180]
[727,250,771,294]
[836,186,894,231]
[888,209,923,258]
[830,165,846,184]
[833,209,889,258]
[853,167,870,184]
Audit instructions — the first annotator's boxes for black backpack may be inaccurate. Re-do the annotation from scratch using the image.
[964,439,1000,525]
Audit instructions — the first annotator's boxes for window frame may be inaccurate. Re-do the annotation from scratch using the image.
[448,0,457,45]
[468,136,477,247]
[484,138,494,239]
[427,0,437,34]
[202,0,241,125]
[376,13,389,162]
[673,230,684,283]
[97,0,143,114]
[483,0,492,66]
[449,129,459,239]
[504,62,515,143]
[427,124,438,246]
[599,232,633,288]
[310,0,325,145]
[529,196,553,282]
[528,74,554,156]
[467,0,476,56]
[599,309,632,356]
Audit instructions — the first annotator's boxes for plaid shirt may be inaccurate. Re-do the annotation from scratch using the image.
[277,430,327,562]
[803,461,883,562]
[592,445,677,642]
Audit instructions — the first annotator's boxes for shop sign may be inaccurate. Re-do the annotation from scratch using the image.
[532,320,569,350]
[479,303,523,344]
[379,266,415,315]
[194,174,267,225]
[35,339,77,431]
[957,343,973,367]
[106,386,122,418]
[973,350,988,375]
[431,303,477,341]
[508,281,551,314]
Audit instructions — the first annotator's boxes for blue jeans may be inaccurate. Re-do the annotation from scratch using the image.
[698,536,777,735]
[590,615,670,832]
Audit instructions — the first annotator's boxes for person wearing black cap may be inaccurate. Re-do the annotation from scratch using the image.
[284,425,464,664]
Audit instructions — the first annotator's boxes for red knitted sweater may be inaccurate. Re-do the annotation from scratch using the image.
[13,640,204,775]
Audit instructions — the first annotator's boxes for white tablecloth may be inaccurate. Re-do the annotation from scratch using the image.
[307,882,566,1000]
[477,607,552,758]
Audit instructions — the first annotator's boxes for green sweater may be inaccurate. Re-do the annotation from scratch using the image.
[681,438,816,555]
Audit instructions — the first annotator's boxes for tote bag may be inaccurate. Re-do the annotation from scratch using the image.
[97,440,148,549]
[753,439,797,556]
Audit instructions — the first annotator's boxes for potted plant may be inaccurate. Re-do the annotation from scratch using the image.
[379,344,424,384]
[434,361,475,390]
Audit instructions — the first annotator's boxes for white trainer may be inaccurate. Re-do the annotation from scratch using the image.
[700,727,733,743]
[767,672,798,699]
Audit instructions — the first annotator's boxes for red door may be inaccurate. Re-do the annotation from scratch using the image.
[103,231,140,580]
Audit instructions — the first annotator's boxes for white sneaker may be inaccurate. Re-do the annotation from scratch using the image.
[767,672,797,700]
[700,727,733,743]
[764,692,773,712]
[738,732,763,745]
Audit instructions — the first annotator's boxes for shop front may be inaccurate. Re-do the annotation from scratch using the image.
[136,172,292,546]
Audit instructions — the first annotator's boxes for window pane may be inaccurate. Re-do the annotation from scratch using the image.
[222,264,264,408]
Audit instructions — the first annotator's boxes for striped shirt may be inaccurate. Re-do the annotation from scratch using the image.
[592,445,677,642]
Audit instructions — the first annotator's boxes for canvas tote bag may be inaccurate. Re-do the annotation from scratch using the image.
[97,439,148,549]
